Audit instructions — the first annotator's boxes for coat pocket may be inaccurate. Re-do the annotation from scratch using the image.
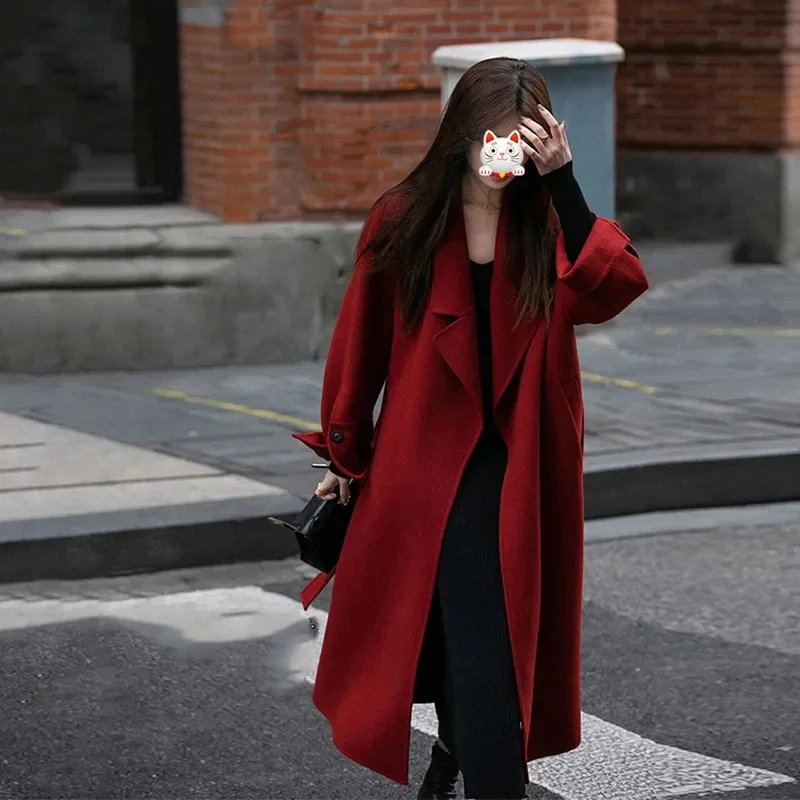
[561,376,584,449]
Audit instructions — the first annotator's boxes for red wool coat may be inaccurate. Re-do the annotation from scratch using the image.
[292,194,649,786]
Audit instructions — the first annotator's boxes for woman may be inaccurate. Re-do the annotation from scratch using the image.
[293,57,648,799]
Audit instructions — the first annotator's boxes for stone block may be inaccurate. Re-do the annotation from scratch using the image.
[0,220,363,372]
[0,286,231,372]
[618,151,800,264]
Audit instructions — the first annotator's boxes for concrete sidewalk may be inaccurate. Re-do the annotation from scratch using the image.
[0,258,798,581]
[0,410,300,582]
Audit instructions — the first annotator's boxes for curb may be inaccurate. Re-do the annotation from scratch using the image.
[584,437,800,519]
[0,493,301,585]
[2,438,799,585]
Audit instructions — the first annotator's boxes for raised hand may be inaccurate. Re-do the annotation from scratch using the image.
[519,104,572,176]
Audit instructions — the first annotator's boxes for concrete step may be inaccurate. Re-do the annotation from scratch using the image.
[0,219,362,372]
[0,257,229,291]
[7,226,233,260]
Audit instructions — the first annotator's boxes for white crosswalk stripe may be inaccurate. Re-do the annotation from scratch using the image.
[413,705,794,799]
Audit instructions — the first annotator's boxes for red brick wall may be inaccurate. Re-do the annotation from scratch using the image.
[787,1,800,145]
[617,0,794,151]
[179,0,616,222]
[179,0,300,222]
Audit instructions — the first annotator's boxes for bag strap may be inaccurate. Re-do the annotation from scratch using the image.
[300,566,337,610]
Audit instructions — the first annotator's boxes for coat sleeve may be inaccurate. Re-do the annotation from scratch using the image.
[291,200,395,480]
[556,216,649,326]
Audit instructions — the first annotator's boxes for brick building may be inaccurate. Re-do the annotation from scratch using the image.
[179,0,616,221]
[616,0,800,261]
[2,0,798,259]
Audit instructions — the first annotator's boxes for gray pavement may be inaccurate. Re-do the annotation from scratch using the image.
[0,509,797,799]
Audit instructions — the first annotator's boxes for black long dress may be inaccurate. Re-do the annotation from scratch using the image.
[428,256,527,800]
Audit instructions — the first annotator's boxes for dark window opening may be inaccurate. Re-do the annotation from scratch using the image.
[0,0,182,206]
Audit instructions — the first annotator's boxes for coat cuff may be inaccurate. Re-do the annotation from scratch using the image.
[291,430,330,461]
[327,460,347,477]
[292,422,371,480]
[555,216,627,296]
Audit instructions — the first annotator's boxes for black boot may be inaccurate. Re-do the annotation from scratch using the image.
[417,740,459,799]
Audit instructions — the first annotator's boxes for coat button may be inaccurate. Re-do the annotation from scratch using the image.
[330,429,344,443]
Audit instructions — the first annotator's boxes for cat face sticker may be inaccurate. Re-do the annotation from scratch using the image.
[478,130,526,181]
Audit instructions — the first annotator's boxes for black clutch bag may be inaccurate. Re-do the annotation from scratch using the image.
[268,467,359,574]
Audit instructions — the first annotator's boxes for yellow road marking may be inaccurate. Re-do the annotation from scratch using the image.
[580,371,659,395]
[0,226,28,236]
[152,388,320,431]
[653,326,800,338]
[156,368,659,430]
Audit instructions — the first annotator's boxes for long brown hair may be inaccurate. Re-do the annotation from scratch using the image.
[361,57,560,332]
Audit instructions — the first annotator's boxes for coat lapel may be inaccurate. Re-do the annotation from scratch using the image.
[430,204,483,411]
[430,195,543,415]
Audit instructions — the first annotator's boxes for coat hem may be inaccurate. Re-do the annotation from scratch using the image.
[311,423,487,790]
[312,693,410,786]
[527,732,581,763]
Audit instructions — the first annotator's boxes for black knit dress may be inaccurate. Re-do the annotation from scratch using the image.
[428,256,527,800]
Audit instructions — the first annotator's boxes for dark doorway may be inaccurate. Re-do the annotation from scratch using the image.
[130,0,183,202]
[0,0,182,205]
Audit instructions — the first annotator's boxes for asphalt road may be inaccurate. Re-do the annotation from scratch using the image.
[0,514,797,800]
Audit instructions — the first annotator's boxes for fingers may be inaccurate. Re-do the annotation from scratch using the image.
[537,104,561,137]
[520,110,571,175]
[525,107,567,152]
[315,481,336,501]
[520,116,559,161]
[519,123,546,157]
[315,474,338,501]
[518,134,538,159]
[519,125,545,153]
[521,117,550,141]
[314,474,352,505]
[520,140,546,173]
[519,122,550,174]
